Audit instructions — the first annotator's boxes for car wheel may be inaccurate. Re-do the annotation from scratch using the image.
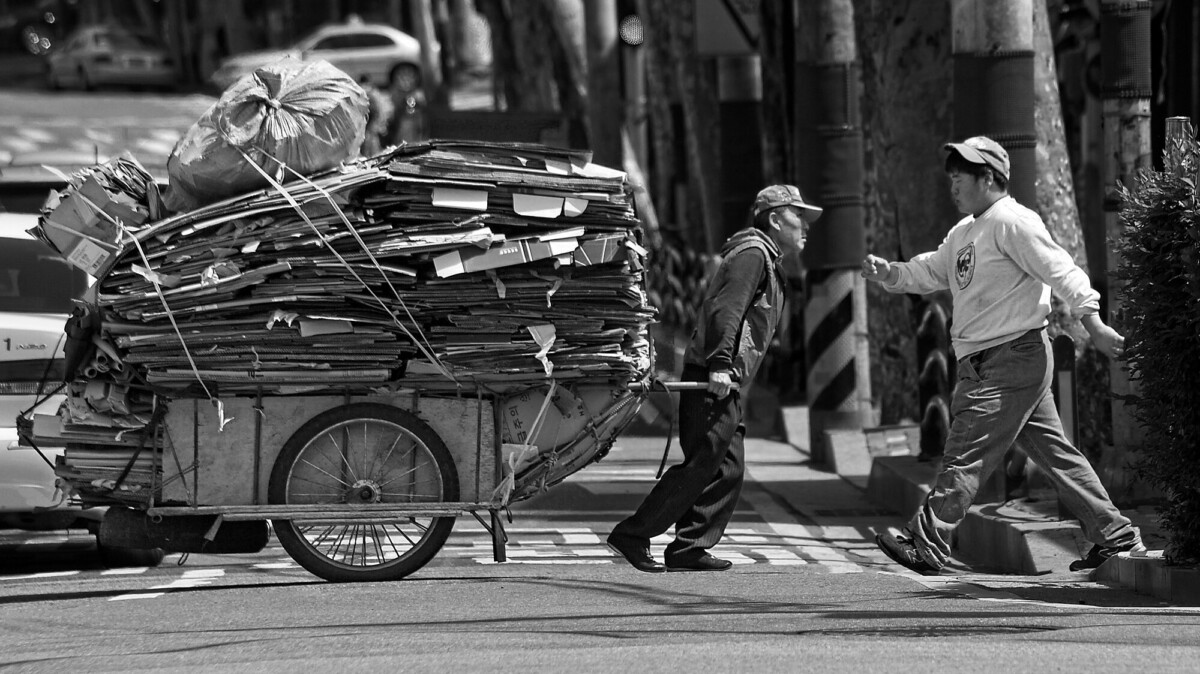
[388,63,421,94]
[97,539,165,568]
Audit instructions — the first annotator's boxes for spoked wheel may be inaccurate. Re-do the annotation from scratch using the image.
[268,403,458,582]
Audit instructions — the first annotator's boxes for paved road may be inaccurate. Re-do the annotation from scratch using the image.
[4,436,1199,672]
[0,84,492,172]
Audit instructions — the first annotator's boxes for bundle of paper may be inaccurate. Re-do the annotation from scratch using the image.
[42,140,654,396]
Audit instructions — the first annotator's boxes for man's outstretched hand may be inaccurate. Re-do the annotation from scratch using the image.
[861,254,893,283]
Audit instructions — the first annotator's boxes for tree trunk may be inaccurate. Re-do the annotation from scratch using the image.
[1034,0,1088,272]
[584,0,621,167]
[852,0,955,424]
[641,1,720,252]
[475,0,558,111]
[759,0,792,184]
[413,0,448,108]
[542,0,589,148]
[449,0,491,73]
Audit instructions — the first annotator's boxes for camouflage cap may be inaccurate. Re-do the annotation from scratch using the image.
[753,184,823,220]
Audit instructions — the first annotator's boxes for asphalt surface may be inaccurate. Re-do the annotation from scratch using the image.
[4,435,1199,672]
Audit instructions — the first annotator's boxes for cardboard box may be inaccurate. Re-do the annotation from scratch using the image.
[41,176,148,276]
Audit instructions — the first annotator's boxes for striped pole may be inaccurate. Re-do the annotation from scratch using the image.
[805,268,871,463]
[795,0,870,464]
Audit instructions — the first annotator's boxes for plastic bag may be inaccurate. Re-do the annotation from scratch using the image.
[164,58,369,212]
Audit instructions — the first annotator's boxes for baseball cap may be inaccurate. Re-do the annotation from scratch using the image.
[753,184,823,220]
[943,136,1010,181]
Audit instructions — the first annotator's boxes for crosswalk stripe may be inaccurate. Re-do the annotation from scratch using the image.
[0,570,80,582]
[100,567,151,575]
[739,487,865,574]
[108,568,224,601]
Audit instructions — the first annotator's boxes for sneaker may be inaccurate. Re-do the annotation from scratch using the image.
[1068,541,1147,572]
[875,531,940,576]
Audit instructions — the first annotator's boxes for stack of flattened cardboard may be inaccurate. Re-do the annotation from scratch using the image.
[31,141,654,504]
[87,140,653,392]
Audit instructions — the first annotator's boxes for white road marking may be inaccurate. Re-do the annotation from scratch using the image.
[83,129,116,145]
[0,571,80,582]
[740,487,865,574]
[16,127,55,143]
[100,567,151,575]
[3,137,39,153]
[108,568,224,601]
[473,558,609,565]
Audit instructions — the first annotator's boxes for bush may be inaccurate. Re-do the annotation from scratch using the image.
[1114,128,1200,566]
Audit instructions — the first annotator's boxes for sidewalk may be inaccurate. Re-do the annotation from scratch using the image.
[632,403,1199,605]
[812,409,1200,605]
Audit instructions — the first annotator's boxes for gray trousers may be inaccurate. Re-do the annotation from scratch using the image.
[910,328,1142,568]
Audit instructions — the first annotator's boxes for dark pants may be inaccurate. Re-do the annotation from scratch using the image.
[611,365,746,561]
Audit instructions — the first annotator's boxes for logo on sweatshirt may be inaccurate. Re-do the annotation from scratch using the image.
[955,243,975,289]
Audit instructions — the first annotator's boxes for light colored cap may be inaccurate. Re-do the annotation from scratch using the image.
[943,136,1010,181]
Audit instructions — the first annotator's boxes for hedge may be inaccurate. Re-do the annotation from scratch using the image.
[1114,126,1200,566]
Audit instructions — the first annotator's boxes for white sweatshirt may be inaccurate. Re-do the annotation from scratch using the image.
[882,195,1099,359]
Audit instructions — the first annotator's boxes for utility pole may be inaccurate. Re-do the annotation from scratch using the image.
[1100,0,1152,496]
[795,0,870,463]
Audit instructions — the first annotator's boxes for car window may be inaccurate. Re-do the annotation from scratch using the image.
[346,33,395,48]
[97,31,155,51]
[0,240,87,313]
[0,185,55,214]
[312,34,356,51]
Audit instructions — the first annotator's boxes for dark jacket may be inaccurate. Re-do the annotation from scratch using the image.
[684,228,785,386]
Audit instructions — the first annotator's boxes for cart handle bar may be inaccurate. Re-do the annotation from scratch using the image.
[627,381,739,392]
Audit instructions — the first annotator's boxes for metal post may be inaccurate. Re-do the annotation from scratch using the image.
[621,8,648,171]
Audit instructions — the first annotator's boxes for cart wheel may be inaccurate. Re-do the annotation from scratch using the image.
[268,403,458,582]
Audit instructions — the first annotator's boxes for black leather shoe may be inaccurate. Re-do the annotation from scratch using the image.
[665,553,732,572]
[607,534,665,573]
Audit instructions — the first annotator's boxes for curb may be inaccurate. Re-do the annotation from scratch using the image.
[863,455,1200,599]
[1094,551,1200,606]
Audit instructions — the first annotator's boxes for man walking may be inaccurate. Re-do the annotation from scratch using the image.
[607,185,822,572]
[863,136,1143,575]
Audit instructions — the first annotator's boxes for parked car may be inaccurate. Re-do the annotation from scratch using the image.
[209,16,425,93]
[0,175,163,568]
[45,24,176,92]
